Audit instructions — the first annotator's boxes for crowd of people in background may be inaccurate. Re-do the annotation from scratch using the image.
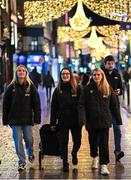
[1,54,131,175]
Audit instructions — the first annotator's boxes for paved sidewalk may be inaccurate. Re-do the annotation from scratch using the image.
[0,88,131,179]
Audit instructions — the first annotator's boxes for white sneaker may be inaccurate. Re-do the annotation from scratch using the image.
[91,157,98,169]
[100,165,110,175]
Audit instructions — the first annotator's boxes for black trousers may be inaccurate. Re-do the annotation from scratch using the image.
[45,86,52,100]
[88,128,109,165]
[60,125,82,163]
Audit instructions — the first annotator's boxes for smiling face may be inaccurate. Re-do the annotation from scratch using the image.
[16,66,27,80]
[93,70,103,84]
[61,69,71,82]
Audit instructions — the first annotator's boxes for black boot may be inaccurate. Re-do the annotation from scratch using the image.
[115,151,124,162]
[72,153,78,165]
[63,162,69,172]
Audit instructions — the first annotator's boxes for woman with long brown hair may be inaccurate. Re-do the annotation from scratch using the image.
[50,67,82,172]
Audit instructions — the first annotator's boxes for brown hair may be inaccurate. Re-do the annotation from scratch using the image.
[104,55,115,64]
[58,67,78,94]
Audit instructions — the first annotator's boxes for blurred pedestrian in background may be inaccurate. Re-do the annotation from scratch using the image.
[2,64,41,171]
[29,67,41,89]
[81,71,91,89]
[79,67,122,175]
[104,55,124,162]
[43,70,55,102]
[50,67,82,172]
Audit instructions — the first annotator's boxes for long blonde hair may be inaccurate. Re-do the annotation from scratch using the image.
[9,64,32,93]
[58,67,78,94]
[92,67,111,96]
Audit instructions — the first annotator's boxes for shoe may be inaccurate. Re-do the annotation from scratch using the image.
[91,157,98,169]
[72,153,78,165]
[18,163,26,171]
[115,151,124,162]
[63,162,69,172]
[29,155,35,163]
[100,165,110,175]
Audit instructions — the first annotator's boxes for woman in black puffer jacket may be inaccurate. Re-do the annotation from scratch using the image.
[2,64,41,171]
[50,67,82,172]
[79,67,122,176]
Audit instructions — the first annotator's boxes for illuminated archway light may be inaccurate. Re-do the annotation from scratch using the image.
[83,0,131,22]
[24,0,77,25]
[24,0,131,26]
[69,0,91,31]
[57,26,90,43]
[87,26,103,49]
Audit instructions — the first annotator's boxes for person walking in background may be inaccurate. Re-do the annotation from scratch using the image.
[2,64,41,171]
[50,67,82,172]
[79,67,122,175]
[81,71,91,89]
[43,70,55,102]
[122,68,130,106]
[104,55,124,162]
[29,67,41,89]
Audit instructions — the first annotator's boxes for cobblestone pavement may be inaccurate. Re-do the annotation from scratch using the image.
[0,88,131,179]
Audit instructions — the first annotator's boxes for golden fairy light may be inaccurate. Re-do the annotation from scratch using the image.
[24,0,77,26]
[83,0,131,22]
[57,26,90,43]
[87,26,103,49]
[69,0,91,31]
[24,0,131,26]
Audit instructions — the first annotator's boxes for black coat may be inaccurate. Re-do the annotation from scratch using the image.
[50,83,81,128]
[104,69,123,95]
[2,82,41,126]
[43,74,55,87]
[78,82,122,129]
[29,70,41,89]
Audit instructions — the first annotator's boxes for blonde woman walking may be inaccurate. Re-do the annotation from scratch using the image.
[2,65,41,171]
[79,67,122,175]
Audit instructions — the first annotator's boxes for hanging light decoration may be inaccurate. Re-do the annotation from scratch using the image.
[24,0,76,25]
[57,26,90,43]
[87,26,103,49]
[69,0,91,31]
[83,0,131,22]
[24,0,131,26]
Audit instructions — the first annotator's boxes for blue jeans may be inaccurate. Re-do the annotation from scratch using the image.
[11,126,34,165]
[112,116,121,152]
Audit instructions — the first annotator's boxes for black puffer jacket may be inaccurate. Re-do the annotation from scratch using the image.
[2,82,41,126]
[50,83,81,128]
[78,82,122,129]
